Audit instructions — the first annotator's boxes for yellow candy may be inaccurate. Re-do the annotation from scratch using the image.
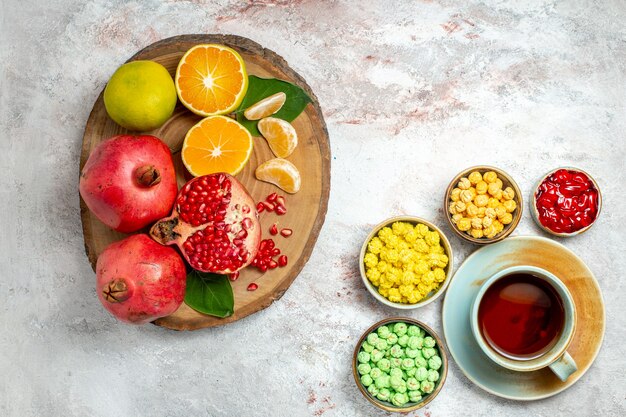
[493,219,504,232]
[364,252,378,268]
[482,216,493,228]
[477,207,487,218]
[457,217,471,231]
[483,171,498,183]
[466,203,479,217]
[468,171,482,185]
[487,197,500,208]
[501,212,513,225]
[495,205,507,219]
[485,207,496,218]
[474,194,489,207]
[450,188,461,202]
[476,181,488,195]
[484,225,497,238]
[488,182,501,196]
[470,228,484,238]
[471,217,483,229]
[458,177,471,190]
[451,213,463,224]
[454,201,467,213]
[503,199,517,213]
[434,268,446,282]
[460,189,474,203]
[502,187,515,200]
[449,202,458,215]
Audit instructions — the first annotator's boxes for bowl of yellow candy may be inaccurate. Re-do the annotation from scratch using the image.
[359,216,453,309]
[444,166,523,245]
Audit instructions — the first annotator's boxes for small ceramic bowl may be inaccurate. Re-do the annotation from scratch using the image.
[444,165,523,245]
[359,216,453,309]
[353,317,448,412]
[530,167,602,237]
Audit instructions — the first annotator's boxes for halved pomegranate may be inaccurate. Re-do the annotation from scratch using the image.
[150,173,261,274]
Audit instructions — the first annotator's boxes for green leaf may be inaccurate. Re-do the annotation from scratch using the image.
[235,75,312,136]
[184,271,234,318]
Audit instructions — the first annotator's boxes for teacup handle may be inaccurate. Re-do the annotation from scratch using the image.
[549,351,577,381]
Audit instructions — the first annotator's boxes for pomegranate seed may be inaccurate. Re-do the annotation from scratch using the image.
[256,202,265,213]
[278,255,288,267]
[271,248,281,256]
[270,224,278,235]
[242,204,250,214]
[229,271,240,281]
[275,205,287,215]
[275,195,286,208]
[268,260,278,269]
[242,217,253,230]
[267,193,278,202]
[280,228,293,237]
[259,265,268,272]
[262,201,275,211]
[247,283,258,291]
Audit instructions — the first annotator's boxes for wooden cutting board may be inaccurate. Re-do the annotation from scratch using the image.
[80,34,330,330]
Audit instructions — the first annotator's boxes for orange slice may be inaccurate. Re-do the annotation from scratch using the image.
[243,92,287,120]
[257,117,298,158]
[182,116,253,176]
[175,44,248,116]
[255,158,301,194]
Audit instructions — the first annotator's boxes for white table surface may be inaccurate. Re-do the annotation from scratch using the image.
[1,1,625,416]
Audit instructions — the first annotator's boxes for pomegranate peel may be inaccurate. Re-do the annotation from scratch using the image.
[150,173,261,274]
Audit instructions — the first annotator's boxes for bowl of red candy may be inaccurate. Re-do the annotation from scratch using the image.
[531,167,602,237]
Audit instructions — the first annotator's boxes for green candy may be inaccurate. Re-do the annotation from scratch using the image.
[367,333,379,345]
[423,336,436,348]
[390,368,403,378]
[405,367,417,377]
[421,380,435,394]
[415,366,428,381]
[375,374,391,389]
[377,388,391,402]
[370,367,383,379]
[357,352,370,363]
[361,341,374,353]
[386,333,399,345]
[407,325,421,337]
[408,390,422,403]
[368,384,379,396]
[422,347,437,359]
[361,374,373,387]
[397,335,409,347]
[375,339,389,351]
[407,336,423,350]
[377,325,391,339]
[370,349,384,363]
[390,344,404,358]
[406,377,420,391]
[391,392,409,407]
[405,348,420,358]
[357,363,372,375]
[389,375,403,390]
[428,356,442,371]
[396,383,407,394]
[393,322,408,336]
[390,357,402,368]
[415,357,427,368]
[427,369,439,382]
[401,358,415,370]
[377,358,391,372]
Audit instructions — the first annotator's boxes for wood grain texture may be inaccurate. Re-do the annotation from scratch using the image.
[80,34,331,330]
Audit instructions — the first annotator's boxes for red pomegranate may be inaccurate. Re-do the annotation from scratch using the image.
[96,234,187,324]
[79,134,177,233]
[150,173,261,274]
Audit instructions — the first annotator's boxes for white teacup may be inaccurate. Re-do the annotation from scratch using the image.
[470,266,577,381]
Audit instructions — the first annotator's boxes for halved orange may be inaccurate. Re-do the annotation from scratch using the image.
[182,116,253,176]
[255,158,301,194]
[175,44,248,116]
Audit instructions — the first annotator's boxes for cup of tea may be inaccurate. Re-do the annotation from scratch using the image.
[470,265,577,381]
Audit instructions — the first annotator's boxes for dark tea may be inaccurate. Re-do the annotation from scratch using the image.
[478,273,565,360]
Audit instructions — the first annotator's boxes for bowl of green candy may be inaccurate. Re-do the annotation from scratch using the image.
[352,317,448,412]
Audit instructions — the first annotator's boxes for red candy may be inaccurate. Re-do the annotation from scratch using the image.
[535,169,599,234]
